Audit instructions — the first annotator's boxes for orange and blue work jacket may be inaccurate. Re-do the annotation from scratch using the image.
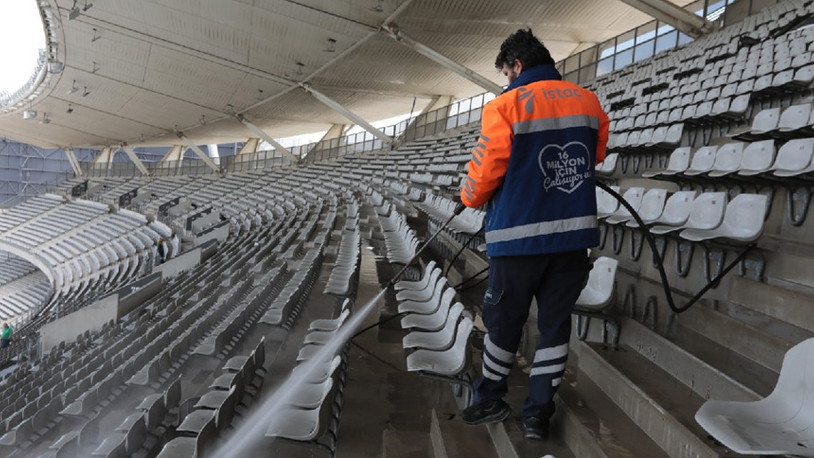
[462,65,609,257]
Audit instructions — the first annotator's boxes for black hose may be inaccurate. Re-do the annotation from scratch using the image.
[595,181,754,314]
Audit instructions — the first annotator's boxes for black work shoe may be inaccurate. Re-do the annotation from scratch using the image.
[461,399,511,425]
[522,416,550,440]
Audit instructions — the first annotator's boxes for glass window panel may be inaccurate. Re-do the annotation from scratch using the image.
[616,30,635,52]
[634,39,655,62]
[636,21,657,43]
[579,63,597,83]
[597,57,614,76]
[599,39,616,59]
[657,23,675,35]
[655,30,678,53]
[564,54,580,74]
[614,48,633,69]
[678,32,693,46]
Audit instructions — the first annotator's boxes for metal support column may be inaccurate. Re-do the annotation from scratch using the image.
[616,0,713,38]
[64,147,83,177]
[121,145,151,176]
[237,138,261,155]
[236,116,299,163]
[382,25,503,95]
[300,84,393,145]
[176,133,222,174]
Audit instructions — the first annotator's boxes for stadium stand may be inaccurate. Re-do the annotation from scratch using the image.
[0,1,812,457]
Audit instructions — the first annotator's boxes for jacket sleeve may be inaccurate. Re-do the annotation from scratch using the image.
[461,101,513,208]
[595,106,610,165]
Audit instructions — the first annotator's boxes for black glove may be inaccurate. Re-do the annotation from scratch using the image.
[453,202,466,215]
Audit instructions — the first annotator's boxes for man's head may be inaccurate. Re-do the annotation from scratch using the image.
[495,28,555,84]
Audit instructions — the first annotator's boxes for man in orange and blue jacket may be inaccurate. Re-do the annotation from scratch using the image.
[460,29,609,440]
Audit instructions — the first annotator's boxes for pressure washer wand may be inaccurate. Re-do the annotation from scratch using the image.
[384,203,466,289]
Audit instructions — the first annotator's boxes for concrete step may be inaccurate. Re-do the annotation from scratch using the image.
[613,269,790,383]
[556,361,669,458]
[614,316,758,402]
[429,408,497,458]
[573,340,735,458]
[728,275,814,335]
[382,429,433,458]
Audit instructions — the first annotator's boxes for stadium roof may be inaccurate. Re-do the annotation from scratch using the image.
[0,0,699,149]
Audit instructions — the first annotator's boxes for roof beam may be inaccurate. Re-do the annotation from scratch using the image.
[235,116,299,163]
[175,134,222,174]
[64,147,83,177]
[237,138,261,155]
[300,84,392,145]
[616,0,713,38]
[120,145,151,176]
[92,146,114,164]
[382,25,503,96]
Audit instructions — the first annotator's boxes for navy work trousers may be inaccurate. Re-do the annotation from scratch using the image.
[473,249,589,419]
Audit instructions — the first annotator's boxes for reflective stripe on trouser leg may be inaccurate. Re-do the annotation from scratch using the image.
[481,334,514,381]
[473,256,539,405]
[522,250,589,419]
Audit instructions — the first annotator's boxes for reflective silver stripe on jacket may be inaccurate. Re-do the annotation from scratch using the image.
[485,215,597,244]
[513,114,600,135]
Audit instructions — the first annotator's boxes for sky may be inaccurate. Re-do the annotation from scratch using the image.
[0,2,46,94]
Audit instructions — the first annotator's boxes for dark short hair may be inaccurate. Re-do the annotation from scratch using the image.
[495,28,555,70]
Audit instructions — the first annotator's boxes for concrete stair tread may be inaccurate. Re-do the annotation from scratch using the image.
[557,363,669,458]
[382,429,433,458]
[579,341,733,457]
[671,323,778,398]
[430,408,499,458]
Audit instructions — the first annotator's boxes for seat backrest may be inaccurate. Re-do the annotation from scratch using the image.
[712,142,745,172]
[596,186,619,214]
[196,415,217,458]
[440,287,456,312]
[686,192,727,230]
[615,187,645,216]
[688,146,717,172]
[586,256,618,302]
[165,377,182,410]
[638,188,667,221]
[253,336,266,369]
[779,103,811,130]
[657,191,697,226]
[751,107,780,133]
[761,338,814,428]
[773,138,814,172]
[740,139,776,172]
[719,194,768,240]
[597,153,618,174]
[447,318,475,374]
[666,147,691,172]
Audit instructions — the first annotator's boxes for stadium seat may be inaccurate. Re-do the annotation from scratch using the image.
[394,261,437,291]
[604,187,645,225]
[696,338,814,456]
[625,188,668,228]
[684,146,718,176]
[738,140,777,176]
[707,142,746,177]
[401,289,457,331]
[402,302,465,351]
[575,256,618,311]
[397,278,450,315]
[650,192,727,235]
[680,194,768,242]
[771,138,814,176]
[596,186,620,219]
[642,147,690,178]
[406,317,473,376]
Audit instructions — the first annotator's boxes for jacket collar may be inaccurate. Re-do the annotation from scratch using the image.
[503,64,562,94]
